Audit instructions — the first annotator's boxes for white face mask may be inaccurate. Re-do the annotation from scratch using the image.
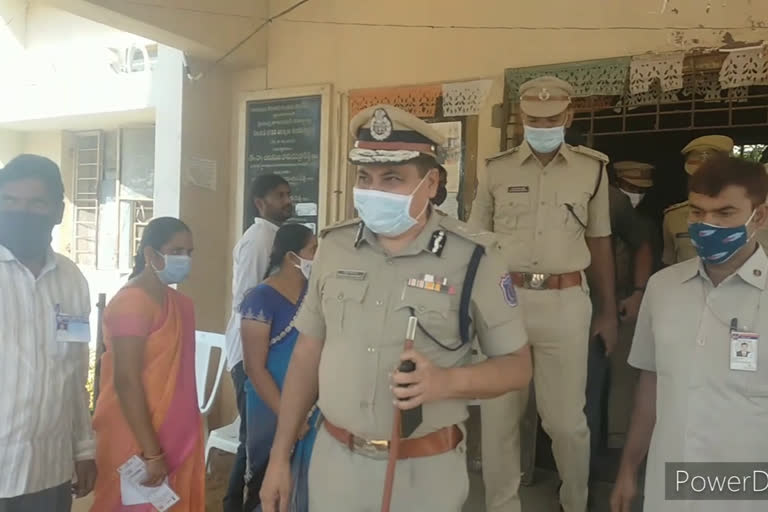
[291,253,313,280]
[620,189,645,208]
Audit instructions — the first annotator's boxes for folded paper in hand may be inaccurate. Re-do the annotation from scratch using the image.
[118,455,180,511]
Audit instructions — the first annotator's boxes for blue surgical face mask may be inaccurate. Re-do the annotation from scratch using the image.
[151,252,192,285]
[688,210,756,265]
[524,125,565,154]
[353,174,430,237]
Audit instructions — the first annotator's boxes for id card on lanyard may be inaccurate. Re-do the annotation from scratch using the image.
[730,323,759,372]
[54,304,91,343]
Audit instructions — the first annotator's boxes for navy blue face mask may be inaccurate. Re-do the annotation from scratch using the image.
[0,211,54,260]
[688,210,756,265]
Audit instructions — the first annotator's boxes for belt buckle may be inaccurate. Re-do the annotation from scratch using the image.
[353,437,389,458]
[524,273,550,290]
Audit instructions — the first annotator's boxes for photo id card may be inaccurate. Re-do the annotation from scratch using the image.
[55,307,91,344]
[730,331,758,372]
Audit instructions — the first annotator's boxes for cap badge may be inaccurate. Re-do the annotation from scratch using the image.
[538,88,551,101]
[370,108,393,141]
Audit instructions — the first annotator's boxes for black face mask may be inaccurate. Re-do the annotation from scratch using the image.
[433,186,447,206]
[0,211,54,260]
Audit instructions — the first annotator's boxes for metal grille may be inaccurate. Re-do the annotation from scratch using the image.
[73,131,102,267]
[131,200,153,259]
[504,53,768,149]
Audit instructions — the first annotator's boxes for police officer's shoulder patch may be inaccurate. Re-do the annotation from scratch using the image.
[485,146,520,164]
[569,145,609,163]
[319,217,361,239]
[664,200,689,214]
[499,273,518,307]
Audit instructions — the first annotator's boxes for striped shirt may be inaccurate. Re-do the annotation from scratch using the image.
[0,244,94,497]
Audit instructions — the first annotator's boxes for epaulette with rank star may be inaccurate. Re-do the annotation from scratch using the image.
[485,146,520,164]
[436,215,499,250]
[319,217,361,239]
[664,200,689,214]
[569,144,610,163]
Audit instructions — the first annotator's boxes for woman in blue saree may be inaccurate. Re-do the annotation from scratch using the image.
[239,223,319,512]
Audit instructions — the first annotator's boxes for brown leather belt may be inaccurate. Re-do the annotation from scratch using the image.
[323,420,462,460]
[510,271,582,290]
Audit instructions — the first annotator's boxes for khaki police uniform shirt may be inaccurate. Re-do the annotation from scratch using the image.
[294,211,528,440]
[663,202,768,265]
[470,142,612,274]
[662,202,697,265]
[628,247,768,512]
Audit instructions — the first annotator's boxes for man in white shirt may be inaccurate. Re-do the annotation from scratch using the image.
[0,155,96,511]
[224,174,292,512]
[611,155,768,512]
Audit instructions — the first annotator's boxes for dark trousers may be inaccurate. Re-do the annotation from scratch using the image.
[585,336,611,475]
[223,362,248,512]
[0,482,72,512]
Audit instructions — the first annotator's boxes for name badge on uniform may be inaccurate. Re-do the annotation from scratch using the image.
[507,186,529,193]
[55,305,91,343]
[407,274,456,295]
[336,270,367,280]
[730,330,758,372]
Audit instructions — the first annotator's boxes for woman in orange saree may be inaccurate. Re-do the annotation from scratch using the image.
[91,217,204,512]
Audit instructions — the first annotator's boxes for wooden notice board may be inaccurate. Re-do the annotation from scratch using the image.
[243,95,323,233]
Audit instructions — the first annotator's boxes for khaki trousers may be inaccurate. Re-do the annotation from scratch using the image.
[308,424,470,512]
[482,286,592,512]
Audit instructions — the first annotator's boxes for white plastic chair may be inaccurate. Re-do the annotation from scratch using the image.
[195,330,241,471]
[195,330,227,416]
[205,415,241,470]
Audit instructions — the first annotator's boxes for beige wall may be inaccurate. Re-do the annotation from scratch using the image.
[0,130,23,166]
[179,65,233,333]
[22,131,64,168]
[176,62,237,427]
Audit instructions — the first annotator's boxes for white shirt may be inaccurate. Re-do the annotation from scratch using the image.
[224,218,279,370]
[0,245,94,497]
[629,247,768,512]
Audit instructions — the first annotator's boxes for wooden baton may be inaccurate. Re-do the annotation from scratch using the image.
[380,316,418,512]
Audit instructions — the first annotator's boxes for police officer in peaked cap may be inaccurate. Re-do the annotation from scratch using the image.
[471,76,617,512]
[259,104,532,512]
